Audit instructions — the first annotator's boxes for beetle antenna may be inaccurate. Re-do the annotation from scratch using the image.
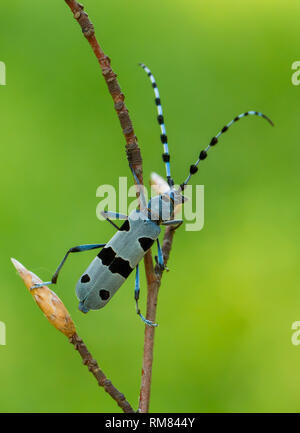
[179,110,274,190]
[139,63,174,188]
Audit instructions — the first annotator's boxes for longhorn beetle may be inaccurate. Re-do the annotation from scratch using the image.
[31,63,273,327]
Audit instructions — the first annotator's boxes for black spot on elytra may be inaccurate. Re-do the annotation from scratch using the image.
[138,237,155,252]
[120,220,130,231]
[109,257,133,279]
[97,246,116,266]
[81,274,90,283]
[99,289,110,301]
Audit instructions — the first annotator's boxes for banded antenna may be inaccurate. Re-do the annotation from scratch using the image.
[180,111,274,190]
[139,63,174,188]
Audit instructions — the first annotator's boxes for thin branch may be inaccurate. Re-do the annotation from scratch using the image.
[11,258,134,413]
[64,0,143,177]
[70,333,134,413]
[63,0,177,413]
[139,226,175,413]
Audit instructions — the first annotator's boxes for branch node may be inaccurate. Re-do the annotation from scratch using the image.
[123,126,134,135]
[107,75,117,83]
[107,78,121,95]
[104,379,112,388]
[126,148,143,167]
[102,67,111,76]
[82,26,95,38]
[114,101,124,111]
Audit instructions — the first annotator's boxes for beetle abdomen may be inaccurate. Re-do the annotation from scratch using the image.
[76,210,161,313]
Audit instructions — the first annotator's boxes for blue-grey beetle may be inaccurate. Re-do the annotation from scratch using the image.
[31,63,273,326]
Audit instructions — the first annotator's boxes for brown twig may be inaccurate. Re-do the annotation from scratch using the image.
[139,227,175,412]
[11,258,134,413]
[64,0,143,177]
[64,0,177,412]
[70,333,134,413]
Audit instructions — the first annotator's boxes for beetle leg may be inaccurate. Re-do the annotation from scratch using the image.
[101,211,128,220]
[30,243,106,290]
[156,238,166,272]
[135,264,158,327]
[161,219,183,230]
[100,211,127,231]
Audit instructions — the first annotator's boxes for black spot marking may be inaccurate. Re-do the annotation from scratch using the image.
[152,82,157,88]
[99,289,110,300]
[199,150,207,160]
[162,153,170,162]
[244,112,249,116]
[190,165,198,175]
[210,137,218,146]
[160,134,168,144]
[147,72,151,77]
[70,246,81,252]
[234,116,240,122]
[109,257,133,279]
[155,98,161,105]
[221,125,228,133]
[167,176,174,187]
[139,237,155,252]
[97,246,116,266]
[157,115,164,125]
[81,274,90,283]
[120,219,130,231]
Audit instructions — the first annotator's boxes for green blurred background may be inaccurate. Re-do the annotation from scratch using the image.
[0,0,300,413]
